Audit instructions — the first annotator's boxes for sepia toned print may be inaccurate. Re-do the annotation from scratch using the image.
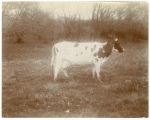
[2,2,148,118]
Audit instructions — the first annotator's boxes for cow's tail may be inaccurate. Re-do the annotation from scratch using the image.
[51,46,55,68]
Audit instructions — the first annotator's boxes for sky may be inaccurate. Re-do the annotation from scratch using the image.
[38,2,148,20]
[38,2,128,20]
[39,2,94,19]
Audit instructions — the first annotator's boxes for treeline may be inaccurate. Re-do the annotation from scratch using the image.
[2,2,148,43]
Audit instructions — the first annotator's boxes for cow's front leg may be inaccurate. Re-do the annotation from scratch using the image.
[61,60,70,78]
[96,67,100,80]
[96,68,103,83]
[95,63,103,83]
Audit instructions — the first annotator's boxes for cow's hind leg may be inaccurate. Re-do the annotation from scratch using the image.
[54,60,62,80]
[61,60,70,78]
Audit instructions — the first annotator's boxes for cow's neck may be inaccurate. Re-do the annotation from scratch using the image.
[102,41,113,57]
[97,41,113,58]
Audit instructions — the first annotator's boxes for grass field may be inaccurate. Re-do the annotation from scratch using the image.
[2,38,148,117]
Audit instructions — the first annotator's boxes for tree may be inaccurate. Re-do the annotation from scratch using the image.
[3,2,39,43]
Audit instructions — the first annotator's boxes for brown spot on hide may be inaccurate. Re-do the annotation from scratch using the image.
[76,54,78,56]
[91,45,96,52]
[93,52,98,57]
[74,43,79,47]
[98,42,113,58]
[94,45,96,50]
[95,58,99,62]
[80,52,83,55]
[85,46,88,50]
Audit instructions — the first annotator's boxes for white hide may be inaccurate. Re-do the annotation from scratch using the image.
[51,41,110,82]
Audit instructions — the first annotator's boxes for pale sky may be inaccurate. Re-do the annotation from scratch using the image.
[39,2,126,20]
[38,2,148,20]
[39,2,94,19]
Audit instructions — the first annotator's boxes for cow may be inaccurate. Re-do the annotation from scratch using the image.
[51,37,125,82]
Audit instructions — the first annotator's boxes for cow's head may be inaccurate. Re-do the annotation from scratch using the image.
[112,38,125,53]
[107,28,125,53]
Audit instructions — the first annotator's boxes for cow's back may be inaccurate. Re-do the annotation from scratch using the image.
[54,41,106,65]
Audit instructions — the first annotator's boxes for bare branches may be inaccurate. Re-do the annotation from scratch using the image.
[2,2,148,42]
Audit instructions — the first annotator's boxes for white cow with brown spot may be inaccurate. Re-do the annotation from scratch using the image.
[51,37,125,82]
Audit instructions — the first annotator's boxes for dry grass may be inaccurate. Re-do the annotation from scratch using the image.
[2,38,148,118]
